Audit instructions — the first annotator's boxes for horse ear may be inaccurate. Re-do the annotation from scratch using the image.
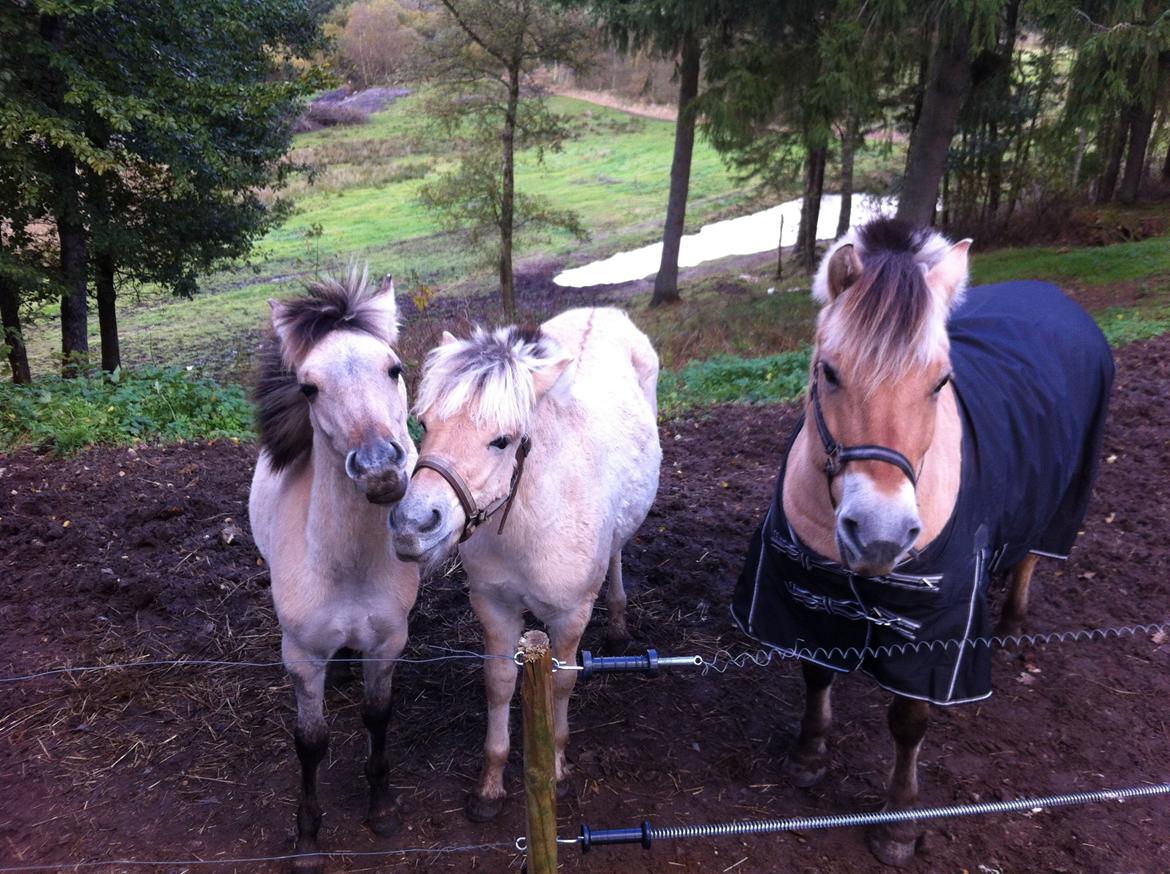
[926,239,972,305]
[365,278,400,343]
[530,351,574,400]
[826,244,863,300]
[440,330,459,346]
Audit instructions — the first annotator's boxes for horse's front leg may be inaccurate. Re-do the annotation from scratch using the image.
[283,637,329,874]
[784,661,835,787]
[868,694,930,868]
[997,553,1040,638]
[362,624,408,837]
[547,604,593,792]
[466,594,524,822]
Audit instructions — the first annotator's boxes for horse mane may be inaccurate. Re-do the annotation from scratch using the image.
[812,218,963,391]
[254,266,397,471]
[415,324,563,433]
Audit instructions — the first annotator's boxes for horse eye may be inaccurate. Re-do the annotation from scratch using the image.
[822,364,840,388]
[933,374,952,395]
[299,383,318,399]
[388,364,403,381]
[489,435,511,450]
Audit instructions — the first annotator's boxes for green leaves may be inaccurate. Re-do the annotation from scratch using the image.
[0,366,254,454]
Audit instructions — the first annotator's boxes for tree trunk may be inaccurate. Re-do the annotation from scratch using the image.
[1117,101,1155,204]
[836,108,859,239]
[651,31,700,307]
[1162,136,1170,182]
[498,66,520,320]
[798,144,827,273]
[984,0,1021,221]
[1096,109,1129,205]
[896,15,972,227]
[96,251,120,373]
[0,272,31,385]
[40,14,89,376]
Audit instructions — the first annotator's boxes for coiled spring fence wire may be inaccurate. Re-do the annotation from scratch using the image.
[1,619,1166,685]
[641,783,1170,845]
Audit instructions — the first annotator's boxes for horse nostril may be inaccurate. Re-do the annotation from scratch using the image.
[419,508,442,535]
[840,516,861,547]
[345,450,364,479]
[389,440,405,465]
[906,525,921,545]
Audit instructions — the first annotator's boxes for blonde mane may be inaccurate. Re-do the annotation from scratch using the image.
[414,325,565,433]
[812,219,965,391]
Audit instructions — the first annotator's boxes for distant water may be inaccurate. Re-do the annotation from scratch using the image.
[553,193,897,288]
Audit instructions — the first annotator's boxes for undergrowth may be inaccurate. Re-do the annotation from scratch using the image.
[658,349,812,419]
[0,367,254,454]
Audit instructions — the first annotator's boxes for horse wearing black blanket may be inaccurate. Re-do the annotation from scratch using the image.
[732,218,1113,866]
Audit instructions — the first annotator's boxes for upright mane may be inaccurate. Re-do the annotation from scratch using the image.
[255,266,398,471]
[415,325,563,433]
[812,218,964,391]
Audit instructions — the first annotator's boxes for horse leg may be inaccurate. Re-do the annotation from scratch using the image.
[284,638,329,874]
[784,661,835,787]
[466,595,524,822]
[362,626,408,837]
[605,551,630,646]
[548,604,593,793]
[997,553,1040,638]
[867,694,930,868]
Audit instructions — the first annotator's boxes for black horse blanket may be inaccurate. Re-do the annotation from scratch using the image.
[731,281,1114,704]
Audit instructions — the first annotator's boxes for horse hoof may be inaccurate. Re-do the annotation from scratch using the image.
[782,754,827,788]
[290,853,325,874]
[556,777,574,800]
[365,808,402,837]
[465,790,505,822]
[867,830,920,868]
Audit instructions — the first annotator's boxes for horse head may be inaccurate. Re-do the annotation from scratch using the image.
[807,219,971,576]
[390,325,572,567]
[259,267,415,505]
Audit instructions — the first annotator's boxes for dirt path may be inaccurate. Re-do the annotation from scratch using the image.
[2,335,1169,873]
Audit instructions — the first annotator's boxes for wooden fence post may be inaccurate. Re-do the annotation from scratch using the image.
[519,630,557,874]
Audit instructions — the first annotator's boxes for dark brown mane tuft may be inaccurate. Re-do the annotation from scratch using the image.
[254,337,313,472]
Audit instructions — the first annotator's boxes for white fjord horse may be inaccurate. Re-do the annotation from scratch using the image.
[249,269,419,871]
[390,307,662,821]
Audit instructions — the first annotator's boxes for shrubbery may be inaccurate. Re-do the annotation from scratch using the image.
[658,349,812,419]
[0,367,255,454]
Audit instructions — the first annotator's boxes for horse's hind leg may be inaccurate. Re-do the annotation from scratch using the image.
[997,553,1040,638]
[868,694,930,868]
[362,625,408,837]
[466,595,524,822]
[605,551,630,646]
[784,661,835,787]
[283,637,329,874]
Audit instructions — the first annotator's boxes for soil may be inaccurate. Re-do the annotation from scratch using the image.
[3,334,1170,874]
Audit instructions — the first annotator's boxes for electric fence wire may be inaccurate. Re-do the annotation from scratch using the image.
[699,619,1170,674]
[0,840,517,873]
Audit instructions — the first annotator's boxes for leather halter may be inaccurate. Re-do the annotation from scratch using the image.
[809,362,918,489]
[414,435,532,543]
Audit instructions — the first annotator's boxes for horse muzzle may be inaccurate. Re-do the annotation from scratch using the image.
[388,496,458,564]
[346,439,409,505]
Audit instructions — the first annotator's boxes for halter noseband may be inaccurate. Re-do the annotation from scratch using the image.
[414,434,532,543]
[809,362,918,489]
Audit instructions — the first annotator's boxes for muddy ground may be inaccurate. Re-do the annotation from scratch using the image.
[3,333,1170,874]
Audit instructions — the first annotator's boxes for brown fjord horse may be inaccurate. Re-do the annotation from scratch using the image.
[732,218,1113,865]
[249,268,418,872]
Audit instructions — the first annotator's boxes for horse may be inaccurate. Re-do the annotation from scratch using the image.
[248,268,419,872]
[389,307,662,821]
[731,217,1113,866]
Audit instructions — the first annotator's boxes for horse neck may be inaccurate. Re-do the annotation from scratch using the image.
[305,445,387,561]
[782,385,962,561]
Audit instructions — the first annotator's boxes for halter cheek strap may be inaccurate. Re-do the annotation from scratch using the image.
[414,434,532,543]
[809,364,918,488]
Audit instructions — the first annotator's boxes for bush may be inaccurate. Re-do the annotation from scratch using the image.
[0,367,255,454]
[658,349,812,419]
